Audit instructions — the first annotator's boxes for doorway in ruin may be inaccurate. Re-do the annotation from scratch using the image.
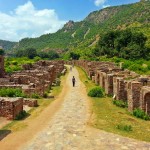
[97,74,100,85]
[144,92,150,115]
[102,76,105,89]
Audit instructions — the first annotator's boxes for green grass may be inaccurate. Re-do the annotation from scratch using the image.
[77,66,150,142]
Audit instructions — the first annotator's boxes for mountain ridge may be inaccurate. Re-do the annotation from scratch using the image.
[2,1,150,53]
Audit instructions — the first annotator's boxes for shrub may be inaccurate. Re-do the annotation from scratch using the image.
[117,124,132,132]
[113,100,128,108]
[31,93,40,99]
[0,88,26,97]
[133,108,150,120]
[15,110,27,120]
[43,92,48,98]
[88,87,104,98]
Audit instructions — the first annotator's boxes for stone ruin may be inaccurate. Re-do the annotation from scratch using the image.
[67,60,150,115]
[0,56,65,120]
[0,55,5,78]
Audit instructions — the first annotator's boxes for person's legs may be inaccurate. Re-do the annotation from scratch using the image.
[73,81,75,87]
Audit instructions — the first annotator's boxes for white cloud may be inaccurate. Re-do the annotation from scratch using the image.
[102,5,111,8]
[0,1,66,41]
[94,0,106,7]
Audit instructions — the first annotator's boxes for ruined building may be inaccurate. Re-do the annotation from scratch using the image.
[0,58,65,120]
[67,60,150,115]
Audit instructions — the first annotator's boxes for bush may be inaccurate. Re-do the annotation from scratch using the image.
[88,87,104,98]
[31,93,40,99]
[133,108,150,120]
[0,88,26,97]
[117,124,132,132]
[43,92,48,98]
[113,100,128,108]
[15,110,27,120]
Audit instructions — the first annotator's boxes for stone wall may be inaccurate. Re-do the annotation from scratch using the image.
[140,87,150,115]
[23,98,38,107]
[0,60,64,96]
[68,60,150,115]
[0,97,23,120]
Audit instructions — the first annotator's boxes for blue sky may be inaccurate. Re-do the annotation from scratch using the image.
[0,0,140,41]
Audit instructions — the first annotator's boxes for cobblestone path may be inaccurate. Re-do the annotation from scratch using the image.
[22,67,150,150]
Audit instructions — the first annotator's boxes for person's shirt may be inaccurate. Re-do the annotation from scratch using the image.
[72,77,75,82]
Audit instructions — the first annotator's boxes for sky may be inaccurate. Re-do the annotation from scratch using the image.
[0,0,140,42]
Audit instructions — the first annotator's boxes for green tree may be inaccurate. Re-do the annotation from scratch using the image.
[0,48,4,55]
[70,52,80,60]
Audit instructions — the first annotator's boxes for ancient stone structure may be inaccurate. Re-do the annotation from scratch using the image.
[67,60,150,115]
[0,97,23,120]
[0,59,65,120]
[0,60,65,96]
[23,99,38,107]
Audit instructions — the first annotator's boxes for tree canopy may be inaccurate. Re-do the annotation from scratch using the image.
[94,29,149,60]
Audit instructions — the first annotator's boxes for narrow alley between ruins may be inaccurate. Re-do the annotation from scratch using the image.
[19,66,150,150]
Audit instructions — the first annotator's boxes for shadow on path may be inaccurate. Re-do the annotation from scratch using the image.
[0,130,11,141]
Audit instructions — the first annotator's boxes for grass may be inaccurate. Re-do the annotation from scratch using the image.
[1,69,68,132]
[77,66,150,142]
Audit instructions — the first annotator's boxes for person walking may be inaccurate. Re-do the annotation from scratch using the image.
[72,76,76,87]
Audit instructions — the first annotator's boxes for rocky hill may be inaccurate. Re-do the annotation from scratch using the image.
[12,1,150,52]
[0,40,17,50]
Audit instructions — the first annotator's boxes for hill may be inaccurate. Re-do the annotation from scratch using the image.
[14,1,150,54]
[0,40,17,50]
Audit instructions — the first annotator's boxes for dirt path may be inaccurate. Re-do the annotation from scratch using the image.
[1,66,150,150]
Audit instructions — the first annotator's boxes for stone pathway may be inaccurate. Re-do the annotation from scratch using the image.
[22,67,150,150]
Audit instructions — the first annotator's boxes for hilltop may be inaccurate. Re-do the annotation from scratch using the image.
[7,1,150,55]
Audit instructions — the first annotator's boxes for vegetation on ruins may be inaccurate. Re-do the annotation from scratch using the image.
[133,108,150,121]
[5,57,40,74]
[31,93,40,99]
[94,57,150,75]
[77,66,150,142]
[113,100,128,108]
[15,110,27,120]
[0,88,26,98]
[88,87,104,98]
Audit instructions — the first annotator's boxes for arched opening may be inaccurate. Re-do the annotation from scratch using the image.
[144,92,150,115]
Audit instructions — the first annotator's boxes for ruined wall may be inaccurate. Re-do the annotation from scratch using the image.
[127,81,142,112]
[140,87,150,115]
[0,97,23,120]
[67,60,150,115]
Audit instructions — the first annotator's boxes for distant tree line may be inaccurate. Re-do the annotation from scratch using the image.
[15,48,59,60]
[94,29,150,60]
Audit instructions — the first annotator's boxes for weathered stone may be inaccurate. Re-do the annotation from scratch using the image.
[0,97,23,120]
